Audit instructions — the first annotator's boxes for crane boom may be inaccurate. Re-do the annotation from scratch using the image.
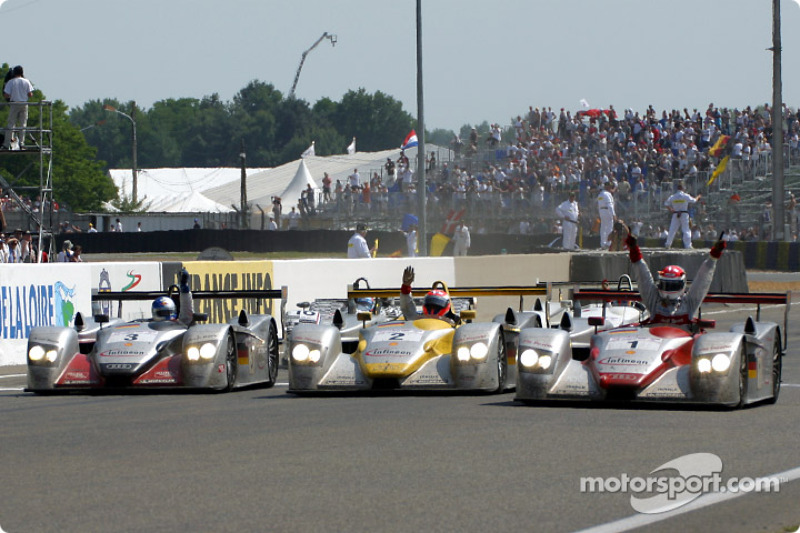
[289,32,336,98]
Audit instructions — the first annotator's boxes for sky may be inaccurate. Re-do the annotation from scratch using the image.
[3,0,800,133]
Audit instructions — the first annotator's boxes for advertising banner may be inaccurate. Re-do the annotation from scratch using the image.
[0,264,93,365]
[90,262,163,321]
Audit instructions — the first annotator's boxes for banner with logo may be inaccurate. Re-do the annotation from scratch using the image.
[182,261,277,325]
[90,262,163,321]
[0,263,93,365]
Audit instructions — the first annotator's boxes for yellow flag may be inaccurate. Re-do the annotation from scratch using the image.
[707,155,730,186]
[430,233,451,257]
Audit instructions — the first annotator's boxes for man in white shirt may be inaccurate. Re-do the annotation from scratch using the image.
[556,191,580,250]
[452,220,471,256]
[597,181,616,250]
[406,224,418,257]
[664,182,701,249]
[3,65,33,150]
[347,223,375,258]
[348,168,361,189]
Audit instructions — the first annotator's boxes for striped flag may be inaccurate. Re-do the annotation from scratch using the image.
[401,130,418,150]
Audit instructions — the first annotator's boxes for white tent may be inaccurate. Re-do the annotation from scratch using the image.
[278,159,319,209]
[108,167,269,213]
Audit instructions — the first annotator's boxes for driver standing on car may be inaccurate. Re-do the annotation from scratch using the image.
[151,268,194,326]
[625,226,726,326]
[400,266,459,324]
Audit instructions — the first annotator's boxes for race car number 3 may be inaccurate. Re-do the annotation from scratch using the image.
[108,330,159,344]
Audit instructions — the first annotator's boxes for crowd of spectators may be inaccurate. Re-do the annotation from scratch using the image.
[305,101,800,244]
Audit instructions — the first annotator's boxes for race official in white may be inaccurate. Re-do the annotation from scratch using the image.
[664,181,701,249]
[555,191,580,250]
[597,181,616,250]
[347,223,375,258]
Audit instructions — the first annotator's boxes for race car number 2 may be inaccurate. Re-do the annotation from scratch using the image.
[372,330,424,343]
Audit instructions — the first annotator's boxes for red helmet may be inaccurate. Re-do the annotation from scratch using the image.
[658,265,686,301]
[422,289,451,317]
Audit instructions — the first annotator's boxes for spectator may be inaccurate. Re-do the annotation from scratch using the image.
[267,216,278,231]
[322,172,332,203]
[5,238,21,263]
[57,240,73,262]
[555,191,580,250]
[452,220,471,256]
[115,218,123,232]
[3,65,33,150]
[87,223,97,233]
[70,245,83,262]
[348,168,361,189]
[597,181,616,250]
[406,223,418,257]
[193,219,201,229]
[287,206,300,230]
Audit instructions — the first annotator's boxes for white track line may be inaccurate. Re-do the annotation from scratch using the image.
[574,466,800,533]
[0,374,25,380]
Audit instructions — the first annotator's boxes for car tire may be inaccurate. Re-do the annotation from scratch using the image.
[494,330,508,393]
[224,333,237,392]
[737,345,749,408]
[766,339,781,405]
[264,321,279,388]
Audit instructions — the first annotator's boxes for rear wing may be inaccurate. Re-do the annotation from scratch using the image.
[574,289,791,348]
[93,287,289,326]
[348,284,551,321]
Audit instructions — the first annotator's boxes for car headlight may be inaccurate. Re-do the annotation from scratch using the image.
[456,346,470,362]
[199,342,216,360]
[538,355,552,370]
[711,353,731,372]
[29,345,58,364]
[186,346,200,361]
[292,344,309,362]
[519,349,539,368]
[309,349,321,363]
[697,357,712,373]
[470,342,488,361]
[29,345,45,362]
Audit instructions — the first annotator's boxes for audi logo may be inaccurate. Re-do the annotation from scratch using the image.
[105,363,133,370]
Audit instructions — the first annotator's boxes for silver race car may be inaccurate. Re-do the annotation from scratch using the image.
[27,286,286,393]
[288,283,547,393]
[516,289,789,407]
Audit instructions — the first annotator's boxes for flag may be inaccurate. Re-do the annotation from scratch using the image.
[301,141,315,158]
[430,233,451,257]
[579,99,590,109]
[440,208,465,235]
[708,135,730,158]
[401,130,418,150]
[707,155,730,186]
[347,137,356,155]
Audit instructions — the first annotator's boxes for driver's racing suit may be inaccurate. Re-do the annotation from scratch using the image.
[627,237,724,326]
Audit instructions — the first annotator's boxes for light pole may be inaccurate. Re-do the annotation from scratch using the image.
[103,102,138,204]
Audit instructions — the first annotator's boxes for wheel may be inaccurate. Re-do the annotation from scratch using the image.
[737,345,749,408]
[494,331,508,393]
[767,340,782,404]
[224,333,237,392]
[264,322,280,388]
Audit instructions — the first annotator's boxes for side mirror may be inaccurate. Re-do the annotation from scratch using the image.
[696,319,716,330]
[460,309,477,322]
[95,314,110,324]
[357,311,372,324]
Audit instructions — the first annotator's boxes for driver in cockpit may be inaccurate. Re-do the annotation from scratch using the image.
[400,266,459,324]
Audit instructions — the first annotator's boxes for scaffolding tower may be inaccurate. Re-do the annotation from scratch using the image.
[0,100,55,261]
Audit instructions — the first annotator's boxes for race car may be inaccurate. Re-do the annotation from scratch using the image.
[288,283,548,393]
[26,286,286,393]
[515,290,789,407]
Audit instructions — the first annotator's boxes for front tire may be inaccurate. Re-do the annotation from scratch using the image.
[737,345,749,408]
[224,333,237,392]
[264,322,279,388]
[494,331,508,393]
[767,340,782,404]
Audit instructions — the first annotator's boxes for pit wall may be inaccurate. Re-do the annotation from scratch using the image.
[0,251,746,365]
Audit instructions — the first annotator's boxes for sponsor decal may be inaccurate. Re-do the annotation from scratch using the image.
[101,350,145,357]
[608,328,638,335]
[185,266,276,323]
[598,357,649,366]
[365,349,413,357]
[64,371,89,380]
[104,363,133,370]
[108,330,158,344]
[372,330,423,343]
[601,373,640,382]
[217,364,225,373]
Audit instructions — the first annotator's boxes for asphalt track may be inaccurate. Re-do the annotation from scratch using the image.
[0,305,798,533]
